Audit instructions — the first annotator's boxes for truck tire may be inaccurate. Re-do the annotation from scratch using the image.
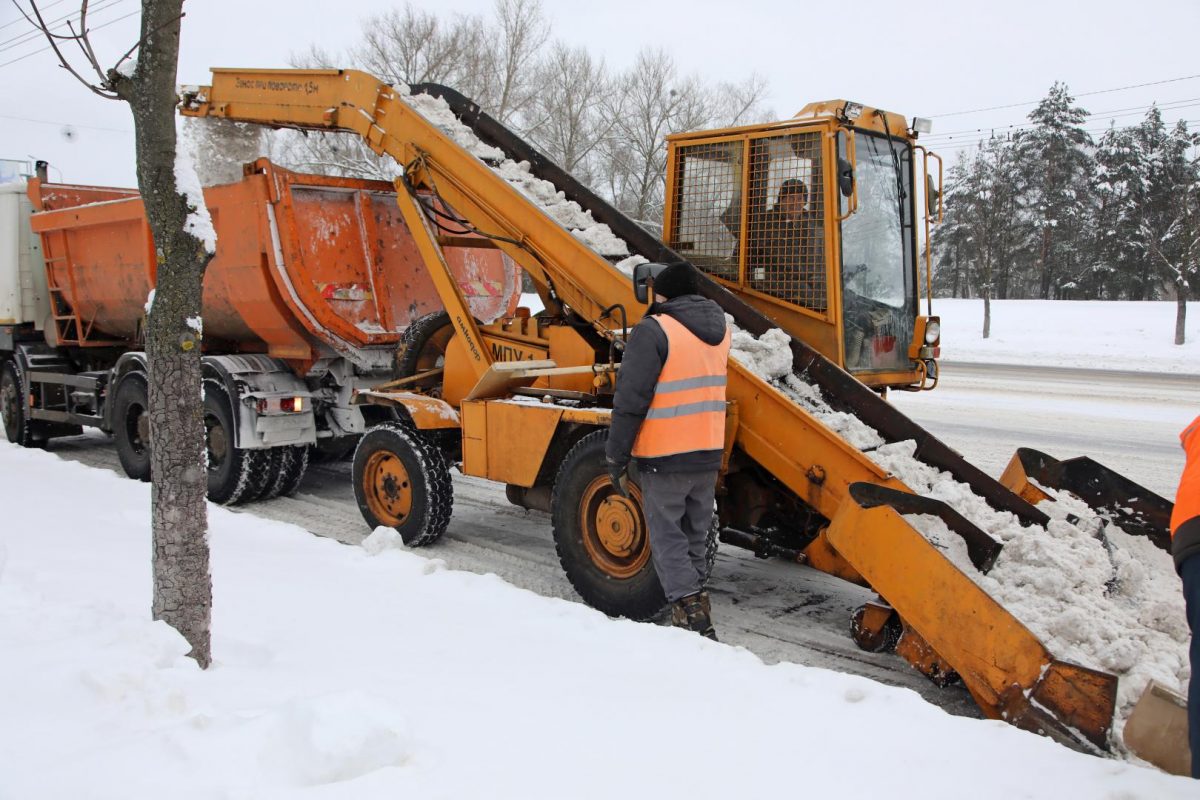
[252,447,285,501]
[271,445,310,498]
[352,421,453,546]
[1,359,36,447]
[203,380,266,506]
[551,430,667,621]
[393,311,453,395]
[112,372,151,481]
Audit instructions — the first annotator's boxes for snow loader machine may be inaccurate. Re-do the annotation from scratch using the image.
[176,68,1181,758]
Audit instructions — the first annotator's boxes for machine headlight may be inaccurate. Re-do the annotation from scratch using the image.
[924,320,941,344]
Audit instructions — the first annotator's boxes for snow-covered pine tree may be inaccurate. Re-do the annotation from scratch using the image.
[1013,83,1094,299]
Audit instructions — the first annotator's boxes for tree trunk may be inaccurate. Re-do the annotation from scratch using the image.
[1038,226,1052,299]
[121,0,213,667]
[1177,284,1188,346]
[982,286,991,339]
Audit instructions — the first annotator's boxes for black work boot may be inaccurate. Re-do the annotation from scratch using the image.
[671,592,718,641]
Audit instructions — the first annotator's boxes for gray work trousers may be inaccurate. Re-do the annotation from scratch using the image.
[639,468,718,603]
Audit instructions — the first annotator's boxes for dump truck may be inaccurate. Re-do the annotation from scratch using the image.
[0,161,521,504]
[170,67,1185,761]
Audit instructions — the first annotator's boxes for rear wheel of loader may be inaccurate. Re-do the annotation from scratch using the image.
[112,372,151,481]
[393,311,453,396]
[551,430,667,621]
[353,421,453,546]
[203,380,267,506]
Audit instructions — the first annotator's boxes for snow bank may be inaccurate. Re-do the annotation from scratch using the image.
[936,298,1200,374]
[0,441,1191,798]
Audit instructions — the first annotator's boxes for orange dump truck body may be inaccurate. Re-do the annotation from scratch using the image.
[27,158,520,372]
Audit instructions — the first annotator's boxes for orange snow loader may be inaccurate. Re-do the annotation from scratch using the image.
[3,162,520,503]
[165,67,1177,757]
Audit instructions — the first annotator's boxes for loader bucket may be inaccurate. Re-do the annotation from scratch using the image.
[1000,448,1173,551]
[827,483,1119,752]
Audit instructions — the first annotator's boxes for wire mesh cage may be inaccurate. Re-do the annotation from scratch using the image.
[669,131,826,313]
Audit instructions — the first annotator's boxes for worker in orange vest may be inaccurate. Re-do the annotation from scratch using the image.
[1173,414,1200,778]
[607,261,730,640]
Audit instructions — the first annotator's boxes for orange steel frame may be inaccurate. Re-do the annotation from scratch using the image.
[663,105,937,390]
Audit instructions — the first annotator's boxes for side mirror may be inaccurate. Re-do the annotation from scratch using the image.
[837,157,855,198]
[926,173,941,217]
[632,262,670,304]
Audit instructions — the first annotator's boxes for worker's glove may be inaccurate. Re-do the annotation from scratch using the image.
[607,458,630,498]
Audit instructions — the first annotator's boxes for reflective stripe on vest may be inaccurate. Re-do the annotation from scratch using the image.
[632,314,731,459]
[1171,414,1200,535]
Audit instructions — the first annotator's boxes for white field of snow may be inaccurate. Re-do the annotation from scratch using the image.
[934,298,1200,373]
[0,441,1193,799]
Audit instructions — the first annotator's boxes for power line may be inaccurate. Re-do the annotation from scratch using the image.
[931,74,1200,118]
[0,0,130,55]
[923,99,1200,143]
[0,7,138,69]
[0,0,72,32]
[0,111,131,133]
[928,119,1200,154]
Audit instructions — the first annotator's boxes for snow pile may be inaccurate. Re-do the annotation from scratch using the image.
[173,124,218,254]
[0,441,1192,798]
[395,85,1187,751]
[182,117,268,188]
[400,91,629,257]
[936,298,1200,374]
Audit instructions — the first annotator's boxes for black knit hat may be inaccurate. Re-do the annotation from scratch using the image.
[653,261,700,299]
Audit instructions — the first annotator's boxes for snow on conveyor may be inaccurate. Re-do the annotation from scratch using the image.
[391,88,1187,753]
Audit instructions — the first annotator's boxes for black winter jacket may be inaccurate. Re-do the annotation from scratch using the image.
[606,294,729,473]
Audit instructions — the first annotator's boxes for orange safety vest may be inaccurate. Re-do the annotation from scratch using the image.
[1171,414,1200,535]
[632,314,732,459]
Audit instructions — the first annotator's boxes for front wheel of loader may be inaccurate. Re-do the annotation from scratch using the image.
[551,430,667,621]
[353,421,453,546]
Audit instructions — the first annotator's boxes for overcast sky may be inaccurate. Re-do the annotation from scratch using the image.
[1,0,1197,187]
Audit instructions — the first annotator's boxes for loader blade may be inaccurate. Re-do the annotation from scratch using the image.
[1122,680,1192,776]
[827,483,1118,752]
[1001,448,1173,551]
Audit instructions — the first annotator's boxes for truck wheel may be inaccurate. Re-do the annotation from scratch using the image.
[112,372,151,481]
[1,360,35,447]
[271,445,310,498]
[551,430,667,620]
[393,311,452,394]
[203,380,266,506]
[252,447,285,501]
[352,421,453,546]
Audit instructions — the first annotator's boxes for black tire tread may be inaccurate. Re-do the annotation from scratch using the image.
[112,371,151,481]
[203,379,264,506]
[393,311,452,381]
[352,421,453,546]
[551,430,667,621]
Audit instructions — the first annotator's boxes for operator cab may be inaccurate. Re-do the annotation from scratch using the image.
[663,101,941,391]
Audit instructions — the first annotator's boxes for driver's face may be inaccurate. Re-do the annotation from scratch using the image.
[780,191,807,218]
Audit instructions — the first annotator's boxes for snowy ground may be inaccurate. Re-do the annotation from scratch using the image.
[0,441,1194,799]
[933,298,1200,374]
